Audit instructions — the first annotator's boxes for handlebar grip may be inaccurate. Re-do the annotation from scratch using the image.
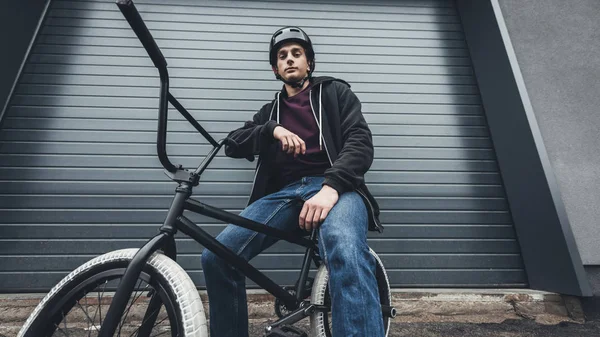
[116,0,167,70]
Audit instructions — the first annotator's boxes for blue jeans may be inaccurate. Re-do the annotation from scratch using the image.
[201,176,384,337]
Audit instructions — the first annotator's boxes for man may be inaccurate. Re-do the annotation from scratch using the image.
[201,26,384,336]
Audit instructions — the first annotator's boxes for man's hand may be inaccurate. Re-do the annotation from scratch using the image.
[299,185,339,231]
[273,126,306,157]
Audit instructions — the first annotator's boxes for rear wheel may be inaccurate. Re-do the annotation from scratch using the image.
[309,248,392,337]
[18,249,208,337]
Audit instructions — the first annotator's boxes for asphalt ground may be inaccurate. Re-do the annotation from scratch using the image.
[249,317,600,337]
[2,318,598,336]
[3,296,598,336]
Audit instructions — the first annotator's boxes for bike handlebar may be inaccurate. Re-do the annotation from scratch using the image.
[115,0,253,175]
[116,0,177,172]
[116,0,166,70]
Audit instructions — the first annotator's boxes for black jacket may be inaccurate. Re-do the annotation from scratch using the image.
[225,76,383,232]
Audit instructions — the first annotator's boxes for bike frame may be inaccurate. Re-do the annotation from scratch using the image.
[97,2,324,336]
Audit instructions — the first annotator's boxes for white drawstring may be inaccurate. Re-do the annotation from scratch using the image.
[319,83,323,151]
[276,92,280,123]
[279,87,322,151]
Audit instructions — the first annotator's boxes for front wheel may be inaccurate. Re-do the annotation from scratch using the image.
[18,248,208,337]
[309,247,392,337]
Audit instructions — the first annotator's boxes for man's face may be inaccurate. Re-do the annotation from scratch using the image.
[274,42,310,82]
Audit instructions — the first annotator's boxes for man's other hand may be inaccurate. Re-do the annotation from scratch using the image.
[273,126,306,157]
[299,185,339,231]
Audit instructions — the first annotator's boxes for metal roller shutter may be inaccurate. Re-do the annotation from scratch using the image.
[0,0,527,291]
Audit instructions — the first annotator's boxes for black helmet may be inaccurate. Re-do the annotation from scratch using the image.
[269,26,315,76]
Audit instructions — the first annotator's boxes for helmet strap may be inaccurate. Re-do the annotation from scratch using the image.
[274,63,312,88]
[276,74,310,88]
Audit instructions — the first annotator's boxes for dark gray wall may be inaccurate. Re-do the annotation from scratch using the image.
[0,0,49,124]
[0,0,525,292]
[456,0,590,296]
[497,0,600,266]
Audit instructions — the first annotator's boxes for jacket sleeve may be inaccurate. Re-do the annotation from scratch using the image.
[323,82,374,194]
[224,104,280,159]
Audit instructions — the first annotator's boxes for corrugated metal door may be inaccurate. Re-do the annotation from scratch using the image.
[0,0,527,291]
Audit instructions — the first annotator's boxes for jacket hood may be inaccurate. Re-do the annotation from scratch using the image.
[310,76,350,88]
[275,76,350,98]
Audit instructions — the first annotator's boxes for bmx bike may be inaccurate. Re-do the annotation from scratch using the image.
[17,1,396,336]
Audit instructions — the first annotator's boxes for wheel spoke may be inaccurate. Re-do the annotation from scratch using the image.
[55,323,69,337]
[151,329,172,337]
[76,301,100,334]
[83,294,96,337]
[118,278,147,335]
[83,295,89,334]
[127,298,163,337]
[99,280,108,324]
[128,304,170,337]
[154,314,169,327]
[90,292,101,337]
[120,280,143,333]
[62,311,70,337]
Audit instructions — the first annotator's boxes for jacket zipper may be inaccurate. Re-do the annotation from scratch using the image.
[356,188,382,232]
[247,99,277,205]
[246,161,261,206]
[309,89,381,231]
[309,90,333,165]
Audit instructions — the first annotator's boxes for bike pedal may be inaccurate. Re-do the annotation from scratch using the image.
[264,325,308,337]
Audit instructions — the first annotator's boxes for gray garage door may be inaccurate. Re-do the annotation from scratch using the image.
[0,0,527,291]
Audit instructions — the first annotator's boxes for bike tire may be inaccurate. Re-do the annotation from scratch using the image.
[17,248,208,337]
[309,247,392,337]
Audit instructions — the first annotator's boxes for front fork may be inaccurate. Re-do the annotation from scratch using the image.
[135,233,177,337]
[98,182,189,337]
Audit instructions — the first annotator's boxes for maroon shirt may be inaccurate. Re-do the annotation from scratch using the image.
[273,85,331,188]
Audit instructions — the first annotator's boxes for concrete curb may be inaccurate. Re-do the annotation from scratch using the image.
[243,289,586,325]
[386,289,584,325]
[0,289,585,329]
